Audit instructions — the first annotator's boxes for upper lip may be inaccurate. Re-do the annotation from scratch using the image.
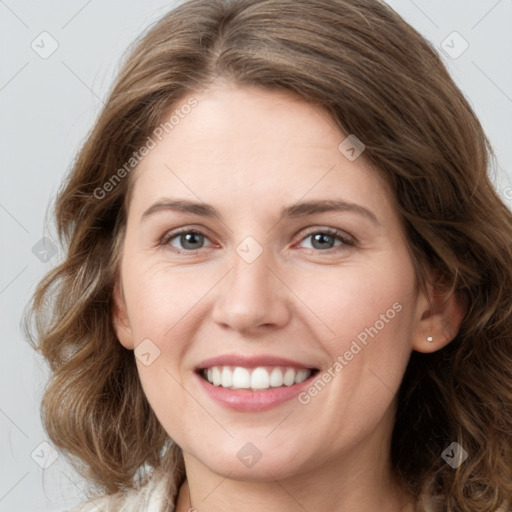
[196,354,317,371]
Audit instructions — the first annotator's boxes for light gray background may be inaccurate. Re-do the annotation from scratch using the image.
[1,1,511,511]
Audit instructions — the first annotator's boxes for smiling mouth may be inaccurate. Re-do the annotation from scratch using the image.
[198,365,319,391]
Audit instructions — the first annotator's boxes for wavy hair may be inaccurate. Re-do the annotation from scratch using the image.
[25,0,512,510]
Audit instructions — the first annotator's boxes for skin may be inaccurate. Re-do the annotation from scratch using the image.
[113,81,464,512]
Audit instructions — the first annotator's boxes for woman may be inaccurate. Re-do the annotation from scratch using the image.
[26,0,512,510]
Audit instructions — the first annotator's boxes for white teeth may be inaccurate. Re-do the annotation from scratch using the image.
[203,366,312,390]
[232,367,250,389]
[283,368,295,386]
[269,367,284,387]
[221,367,232,388]
[251,367,269,389]
[295,369,310,384]
[211,367,221,386]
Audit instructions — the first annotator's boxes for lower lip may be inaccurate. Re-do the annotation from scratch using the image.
[195,372,316,412]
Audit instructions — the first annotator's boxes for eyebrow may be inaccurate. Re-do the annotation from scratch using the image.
[141,198,379,225]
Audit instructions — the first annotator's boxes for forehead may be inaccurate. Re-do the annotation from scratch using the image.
[127,83,391,220]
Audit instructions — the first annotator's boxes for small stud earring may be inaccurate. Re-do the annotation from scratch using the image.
[427,336,433,342]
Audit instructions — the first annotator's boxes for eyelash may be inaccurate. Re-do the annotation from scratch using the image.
[159,226,355,254]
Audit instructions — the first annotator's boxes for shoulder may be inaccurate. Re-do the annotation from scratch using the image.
[69,470,177,512]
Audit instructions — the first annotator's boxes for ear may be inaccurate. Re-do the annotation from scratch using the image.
[411,279,467,354]
[112,279,135,350]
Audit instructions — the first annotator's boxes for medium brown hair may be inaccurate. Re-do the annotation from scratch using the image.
[25,0,512,509]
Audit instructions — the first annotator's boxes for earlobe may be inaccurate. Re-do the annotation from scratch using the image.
[411,282,467,354]
[112,280,135,350]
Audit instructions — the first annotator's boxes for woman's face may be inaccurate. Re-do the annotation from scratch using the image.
[114,82,434,482]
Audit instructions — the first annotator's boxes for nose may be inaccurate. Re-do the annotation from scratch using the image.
[211,246,291,335]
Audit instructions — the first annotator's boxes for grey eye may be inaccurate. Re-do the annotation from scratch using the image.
[170,232,209,250]
[300,232,344,250]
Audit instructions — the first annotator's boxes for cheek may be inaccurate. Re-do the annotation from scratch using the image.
[122,258,215,340]
[297,259,415,348]
[297,255,416,400]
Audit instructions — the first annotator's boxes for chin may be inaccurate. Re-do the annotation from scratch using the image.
[184,439,313,482]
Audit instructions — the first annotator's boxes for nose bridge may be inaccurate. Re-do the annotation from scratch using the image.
[232,244,271,292]
[229,238,276,307]
[211,236,290,332]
